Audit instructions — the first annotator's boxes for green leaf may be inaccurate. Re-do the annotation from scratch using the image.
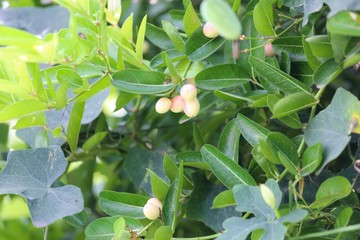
[0,146,83,227]
[163,163,184,232]
[13,113,46,129]
[272,36,305,61]
[136,15,147,60]
[161,51,182,84]
[306,35,333,58]
[201,144,256,188]
[212,189,236,208]
[85,217,120,240]
[154,226,173,240]
[200,0,241,40]
[57,69,83,90]
[0,25,42,47]
[253,0,276,36]
[272,92,317,118]
[327,11,360,36]
[163,154,193,189]
[217,179,307,240]
[115,91,138,110]
[218,119,241,162]
[175,151,210,170]
[82,131,107,151]
[108,0,121,24]
[67,100,85,153]
[304,88,359,173]
[301,143,323,177]
[252,144,279,178]
[236,113,271,147]
[0,100,48,123]
[150,49,187,69]
[185,28,226,61]
[148,169,170,202]
[112,70,174,94]
[146,23,174,50]
[193,123,204,151]
[311,176,352,209]
[113,217,126,240]
[99,191,148,218]
[330,33,351,63]
[195,64,251,90]
[313,59,343,87]
[335,207,353,228]
[183,3,201,37]
[162,20,185,53]
[302,35,320,70]
[249,56,311,94]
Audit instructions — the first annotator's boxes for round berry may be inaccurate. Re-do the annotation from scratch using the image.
[155,97,171,114]
[170,96,185,113]
[203,22,219,38]
[147,197,163,211]
[143,202,160,220]
[180,84,197,101]
[265,43,275,57]
[184,99,200,118]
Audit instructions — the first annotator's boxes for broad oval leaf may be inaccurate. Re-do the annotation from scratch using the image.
[212,189,236,208]
[327,11,360,37]
[313,59,343,87]
[253,0,276,36]
[200,0,241,40]
[311,176,352,209]
[306,35,333,58]
[218,118,241,162]
[185,28,226,61]
[301,143,323,176]
[195,64,251,90]
[112,70,174,94]
[0,100,48,123]
[236,113,271,147]
[272,92,317,118]
[99,191,148,218]
[200,144,256,189]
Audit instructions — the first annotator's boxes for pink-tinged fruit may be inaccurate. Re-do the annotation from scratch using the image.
[143,202,161,220]
[184,99,200,118]
[170,96,185,113]
[180,84,197,101]
[265,43,276,57]
[155,97,171,114]
[147,197,163,211]
[203,22,219,38]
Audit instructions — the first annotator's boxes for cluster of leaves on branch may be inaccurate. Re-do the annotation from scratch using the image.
[0,0,360,239]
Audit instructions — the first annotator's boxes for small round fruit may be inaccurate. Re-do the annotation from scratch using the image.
[155,97,171,114]
[180,84,197,101]
[147,197,163,211]
[170,96,185,113]
[265,43,276,57]
[259,184,276,209]
[184,99,200,118]
[203,22,219,38]
[143,202,161,220]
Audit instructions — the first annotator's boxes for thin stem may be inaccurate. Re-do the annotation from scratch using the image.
[290,223,360,240]
[137,220,156,236]
[277,18,303,38]
[43,226,48,240]
[172,233,222,240]
[277,169,288,182]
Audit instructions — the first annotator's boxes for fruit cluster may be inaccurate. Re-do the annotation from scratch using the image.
[143,197,163,220]
[155,84,200,118]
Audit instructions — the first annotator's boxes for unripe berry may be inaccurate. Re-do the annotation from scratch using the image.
[265,43,276,57]
[155,97,171,114]
[184,99,200,118]
[259,184,276,209]
[143,202,160,220]
[180,84,197,101]
[203,22,219,38]
[170,96,185,113]
[147,197,163,211]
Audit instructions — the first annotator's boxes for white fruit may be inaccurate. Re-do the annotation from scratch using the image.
[184,99,200,118]
[203,22,219,38]
[143,202,160,220]
[155,97,171,114]
[180,84,197,101]
[170,96,185,113]
[147,197,163,211]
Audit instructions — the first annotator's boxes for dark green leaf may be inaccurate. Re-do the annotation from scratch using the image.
[302,35,320,70]
[252,144,279,178]
[82,132,107,151]
[306,35,333,58]
[313,59,343,87]
[175,151,210,170]
[164,154,193,189]
[67,100,85,152]
[301,143,323,176]
[236,113,271,147]
[272,92,317,118]
[195,64,251,90]
[201,144,256,188]
[146,23,174,49]
[273,36,305,61]
[148,169,170,202]
[162,20,185,53]
[112,70,174,94]
[150,49,187,69]
[218,119,241,162]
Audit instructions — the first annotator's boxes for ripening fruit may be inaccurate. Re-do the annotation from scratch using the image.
[170,96,185,113]
[203,22,219,38]
[265,43,276,57]
[180,84,197,101]
[143,202,161,220]
[147,197,163,211]
[155,97,171,114]
[184,99,200,118]
[259,184,276,209]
